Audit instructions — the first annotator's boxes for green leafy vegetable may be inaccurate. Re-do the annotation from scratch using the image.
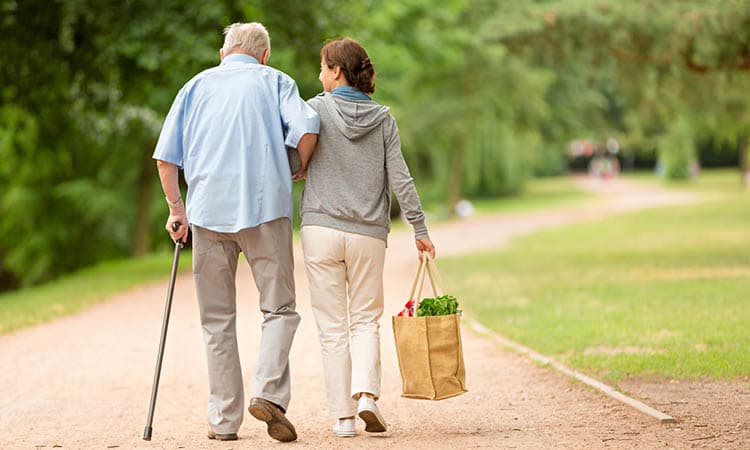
[416,295,461,316]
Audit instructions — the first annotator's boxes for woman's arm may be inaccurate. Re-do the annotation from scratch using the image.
[383,117,436,259]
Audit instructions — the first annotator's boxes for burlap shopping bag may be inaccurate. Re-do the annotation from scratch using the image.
[392,253,467,400]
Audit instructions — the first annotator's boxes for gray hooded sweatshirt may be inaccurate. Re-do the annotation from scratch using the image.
[301,92,428,242]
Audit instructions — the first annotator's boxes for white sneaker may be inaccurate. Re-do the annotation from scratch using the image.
[332,418,357,438]
[357,396,387,433]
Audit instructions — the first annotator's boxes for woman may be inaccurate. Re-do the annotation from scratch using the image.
[300,37,436,438]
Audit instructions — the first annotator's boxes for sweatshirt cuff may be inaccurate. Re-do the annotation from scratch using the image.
[411,220,429,240]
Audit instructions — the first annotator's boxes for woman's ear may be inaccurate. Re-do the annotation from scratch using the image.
[332,65,342,80]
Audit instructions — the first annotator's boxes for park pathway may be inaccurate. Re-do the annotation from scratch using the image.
[3,177,740,449]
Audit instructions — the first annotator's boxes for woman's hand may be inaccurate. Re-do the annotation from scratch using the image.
[292,167,307,181]
[416,237,435,260]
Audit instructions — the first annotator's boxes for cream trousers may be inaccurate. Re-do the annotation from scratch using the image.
[301,225,386,419]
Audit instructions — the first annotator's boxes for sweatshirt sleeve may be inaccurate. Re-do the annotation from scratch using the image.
[383,116,429,239]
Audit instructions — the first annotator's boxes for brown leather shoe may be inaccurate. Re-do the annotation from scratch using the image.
[247,397,297,442]
[207,429,238,441]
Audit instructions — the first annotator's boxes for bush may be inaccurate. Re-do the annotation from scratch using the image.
[658,121,696,180]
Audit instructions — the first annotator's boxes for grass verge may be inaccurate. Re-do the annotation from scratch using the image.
[470,176,592,215]
[0,251,192,334]
[440,170,750,380]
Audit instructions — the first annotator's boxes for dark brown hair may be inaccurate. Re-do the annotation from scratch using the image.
[321,37,375,94]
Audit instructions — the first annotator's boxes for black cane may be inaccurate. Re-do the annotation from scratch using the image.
[143,222,184,441]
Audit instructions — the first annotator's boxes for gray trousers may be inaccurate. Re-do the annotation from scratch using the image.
[192,218,300,434]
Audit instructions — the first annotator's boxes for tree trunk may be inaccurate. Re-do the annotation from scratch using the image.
[446,64,473,212]
[446,135,466,212]
[0,253,19,292]
[739,135,749,188]
[132,141,155,256]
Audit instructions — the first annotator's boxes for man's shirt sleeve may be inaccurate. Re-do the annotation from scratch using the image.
[152,87,187,167]
[279,76,320,148]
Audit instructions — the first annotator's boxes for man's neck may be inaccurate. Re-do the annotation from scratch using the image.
[222,50,263,65]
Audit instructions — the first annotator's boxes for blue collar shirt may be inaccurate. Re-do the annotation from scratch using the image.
[331,85,371,101]
[152,54,320,232]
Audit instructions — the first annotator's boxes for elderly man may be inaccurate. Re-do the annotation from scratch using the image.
[152,22,318,442]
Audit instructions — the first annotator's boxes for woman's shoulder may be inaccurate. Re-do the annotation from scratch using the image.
[307,92,328,109]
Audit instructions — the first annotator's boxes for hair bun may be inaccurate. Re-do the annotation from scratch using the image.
[321,37,376,94]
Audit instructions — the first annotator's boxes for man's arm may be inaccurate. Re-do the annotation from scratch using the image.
[156,160,188,242]
[152,85,189,241]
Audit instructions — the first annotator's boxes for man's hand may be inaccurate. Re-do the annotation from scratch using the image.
[156,160,188,243]
[166,205,189,243]
[416,237,436,260]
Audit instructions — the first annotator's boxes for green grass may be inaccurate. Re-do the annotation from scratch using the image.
[440,170,750,380]
[469,176,592,215]
[0,251,192,334]
[623,168,747,194]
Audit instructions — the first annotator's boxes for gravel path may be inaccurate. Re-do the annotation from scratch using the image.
[2,177,746,449]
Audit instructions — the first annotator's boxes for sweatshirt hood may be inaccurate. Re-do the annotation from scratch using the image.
[321,92,391,140]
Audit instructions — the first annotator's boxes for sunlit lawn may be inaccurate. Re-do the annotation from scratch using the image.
[441,169,750,379]
[470,176,592,215]
[0,252,192,334]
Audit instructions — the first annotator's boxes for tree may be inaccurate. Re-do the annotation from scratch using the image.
[489,0,750,180]
[0,0,364,289]
[358,0,557,208]
[3,0,750,290]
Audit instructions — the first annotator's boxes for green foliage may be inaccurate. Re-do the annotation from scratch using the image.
[416,294,460,317]
[3,0,750,290]
[363,0,551,200]
[0,1,230,286]
[0,1,357,288]
[490,0,750,179]
[441,171,750,379]
[658,120,696,179]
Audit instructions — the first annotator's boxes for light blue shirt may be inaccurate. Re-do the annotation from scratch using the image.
[153,54,319,232]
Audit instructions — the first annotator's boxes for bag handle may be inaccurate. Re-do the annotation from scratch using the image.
[407,252,444,313]
[424,252,444,297]
[407,256,427,301]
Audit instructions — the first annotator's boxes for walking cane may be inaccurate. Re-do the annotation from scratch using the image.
[143,222,184,441]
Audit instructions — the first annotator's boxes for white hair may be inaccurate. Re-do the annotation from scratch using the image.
[222,22,270,59]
